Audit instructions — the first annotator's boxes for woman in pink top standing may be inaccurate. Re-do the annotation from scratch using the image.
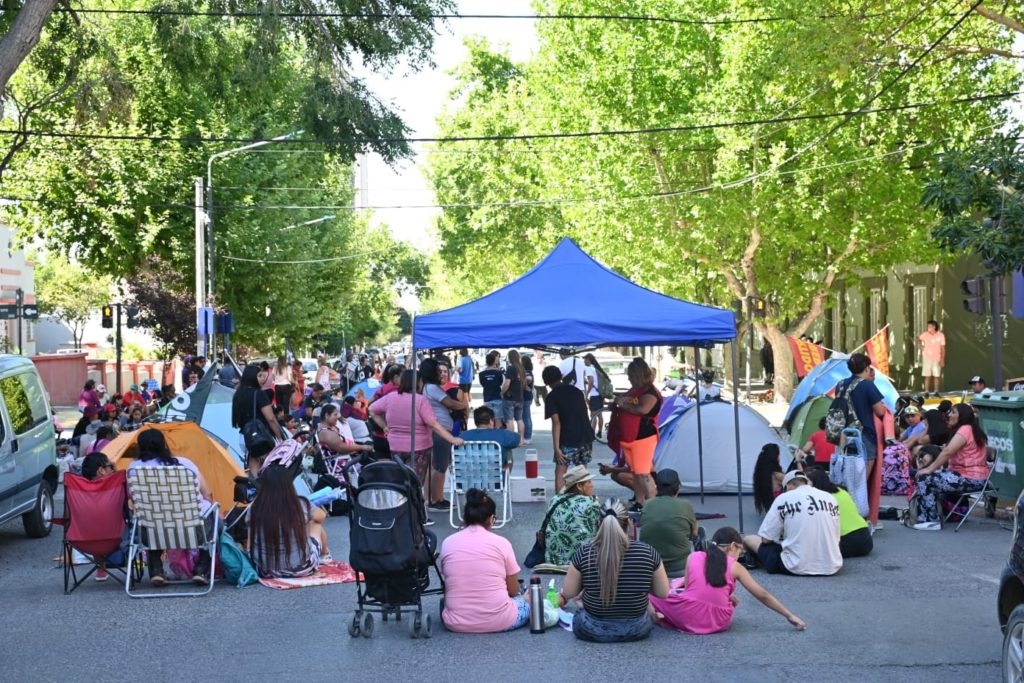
[912,403,990,530]
[651,527,805,634]
[370,369,463,490]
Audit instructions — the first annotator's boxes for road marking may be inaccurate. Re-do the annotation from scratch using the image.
[972,573,999,585]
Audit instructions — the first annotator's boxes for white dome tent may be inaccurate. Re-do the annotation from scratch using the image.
[653,400,792,493]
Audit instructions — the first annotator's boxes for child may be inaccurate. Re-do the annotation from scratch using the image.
[650,527,805,634]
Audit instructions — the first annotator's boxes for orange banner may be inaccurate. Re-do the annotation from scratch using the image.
[786,336,826,379]
[865,325,890,376]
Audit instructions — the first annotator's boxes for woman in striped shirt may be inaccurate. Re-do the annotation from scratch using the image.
[558,498,670,642]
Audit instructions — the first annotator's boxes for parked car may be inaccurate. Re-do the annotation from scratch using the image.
[999,488,1024,679]
[0,355,58,538]
[592,351,630,393]
[299,358,318,385]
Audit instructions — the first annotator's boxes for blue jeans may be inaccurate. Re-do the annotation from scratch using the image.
[503,596,530,631]
[523,392,533,440]
[573,611,653,642]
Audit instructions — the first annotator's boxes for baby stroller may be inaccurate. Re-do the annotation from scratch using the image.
[344,455,443,639]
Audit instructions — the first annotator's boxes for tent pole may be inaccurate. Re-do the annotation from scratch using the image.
[694,346,705,505]
[731,340,744,532]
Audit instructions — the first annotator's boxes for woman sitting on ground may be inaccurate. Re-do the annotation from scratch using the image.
[912,403,990,531]
[127,429,216,587]
[558,498,670,642]
[650,527,805,634]
[542,465,603,566]
[805,467,873,558]
[440,489,529,633]
[753,444,784,516]
[248,465,329,577]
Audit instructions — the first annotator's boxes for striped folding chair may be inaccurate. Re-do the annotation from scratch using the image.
[126,466,220,598]
[449,441,511,529]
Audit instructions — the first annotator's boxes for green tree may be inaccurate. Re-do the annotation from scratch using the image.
[429,0,1021,398]
[34,251,112,349]
[922,132,1024,274]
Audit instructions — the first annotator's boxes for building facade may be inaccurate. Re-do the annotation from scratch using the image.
[0,225,36,356]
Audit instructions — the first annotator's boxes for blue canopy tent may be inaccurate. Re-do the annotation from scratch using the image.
[412,238,748,526]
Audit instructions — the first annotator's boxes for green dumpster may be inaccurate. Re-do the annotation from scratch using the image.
[974,391,1024,500]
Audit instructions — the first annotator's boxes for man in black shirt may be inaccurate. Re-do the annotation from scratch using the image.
[543,365,592,492]
[302,383,327,427]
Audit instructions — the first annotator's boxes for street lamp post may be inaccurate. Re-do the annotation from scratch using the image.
[204,129,303,351]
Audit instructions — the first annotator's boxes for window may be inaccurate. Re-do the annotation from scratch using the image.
[863,283,887,341]
[0,372,48,435]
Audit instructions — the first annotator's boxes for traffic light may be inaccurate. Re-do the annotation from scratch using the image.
[101,304,114,328]
[749,296,767,318]
[126,306,140,329]
[960,277,986,316]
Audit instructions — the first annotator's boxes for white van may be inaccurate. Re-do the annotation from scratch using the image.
[0,356,58,537]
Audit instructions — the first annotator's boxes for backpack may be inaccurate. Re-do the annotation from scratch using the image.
[563,358,578,386]
[595,365,614,400]
[824,377,864,444]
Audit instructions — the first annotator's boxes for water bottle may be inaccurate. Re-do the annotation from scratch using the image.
[528,576,545,634]
[546,579,559,609]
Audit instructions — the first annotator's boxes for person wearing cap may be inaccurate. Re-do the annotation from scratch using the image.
[95,383,108,406]
[460,406,522,470]
[121,384,144,409]
[917,320,945,396]
[904,400,953,453]
[541,465,603,566]
[900,405,926,443]
[968,375,991,396]
[639,469,699,579]
[742,470,842,576]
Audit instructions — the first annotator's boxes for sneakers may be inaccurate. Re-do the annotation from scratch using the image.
[428,499,452,511]
[423,518,436,527]
[913,521,941,531]
[192,573,210,586]
[150,573,168,587]
[94,566,109,582]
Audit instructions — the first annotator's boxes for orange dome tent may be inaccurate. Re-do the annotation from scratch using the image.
[105,421,244,512]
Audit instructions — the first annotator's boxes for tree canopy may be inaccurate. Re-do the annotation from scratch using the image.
[427,0,1021,397]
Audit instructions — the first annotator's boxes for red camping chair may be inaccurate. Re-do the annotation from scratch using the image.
[57,470,140,593]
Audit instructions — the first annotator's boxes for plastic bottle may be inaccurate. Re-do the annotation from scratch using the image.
[546,579,559,609]
[528,576,545,634]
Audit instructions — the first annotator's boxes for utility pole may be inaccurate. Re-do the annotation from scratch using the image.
[194,176,206,357]
[15,287,22,355]
[744,298,752,400]
[115,303,123,395]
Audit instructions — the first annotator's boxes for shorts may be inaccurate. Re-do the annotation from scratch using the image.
[485,399,505,420]
[861,437,877,463]
[501,399,523,424]
[621,434,658,475]
[589,395,604,412]
[556,444,592,467]
[756,541,793,575]
[459,383,472,393]
[921,359,941,377]
[431,432,452,471]
[268,536,322,578]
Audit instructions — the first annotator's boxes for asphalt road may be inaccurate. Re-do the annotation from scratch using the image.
[1,400,1010,682]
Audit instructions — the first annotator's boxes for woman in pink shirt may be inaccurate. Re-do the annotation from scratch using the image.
[439,489,528,633]
[651,527,805,634]
[370,370,462,488]
[912,404,990,530]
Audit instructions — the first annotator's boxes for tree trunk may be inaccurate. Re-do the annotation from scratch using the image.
[761,323,795,404]
[0,0,58,118]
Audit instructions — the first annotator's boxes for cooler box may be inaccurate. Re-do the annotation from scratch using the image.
[510,476,547,503]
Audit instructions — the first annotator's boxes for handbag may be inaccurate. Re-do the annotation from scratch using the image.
[524,494,577,568]
[219,532,259,587]
[242,391,275,457]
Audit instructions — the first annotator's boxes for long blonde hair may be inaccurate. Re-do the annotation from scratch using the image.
[592,498,629,607]
[507,349,527,391]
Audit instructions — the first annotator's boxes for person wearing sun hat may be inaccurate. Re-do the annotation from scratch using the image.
[541,465,603,566]
[742,470,842,576]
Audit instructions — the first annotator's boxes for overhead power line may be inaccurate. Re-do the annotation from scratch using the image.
[57,6,897,26]
[0,88,1016,147]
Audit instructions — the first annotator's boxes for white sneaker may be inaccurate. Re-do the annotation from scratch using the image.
[872,522,884,531]
[913,521,941,531]
[423,518,435,527]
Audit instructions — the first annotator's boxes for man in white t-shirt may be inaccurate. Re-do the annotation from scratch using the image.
[583,354,603,438]
[558,348,587,394]
[743,471,842,576]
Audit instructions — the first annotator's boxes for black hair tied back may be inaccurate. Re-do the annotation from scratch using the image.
[462,487,497,526]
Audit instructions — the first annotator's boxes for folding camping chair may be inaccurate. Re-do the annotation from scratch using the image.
[449,441,511,529]
[943,452,999,532]
[126,466,220,598]
[57,470,140,593]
